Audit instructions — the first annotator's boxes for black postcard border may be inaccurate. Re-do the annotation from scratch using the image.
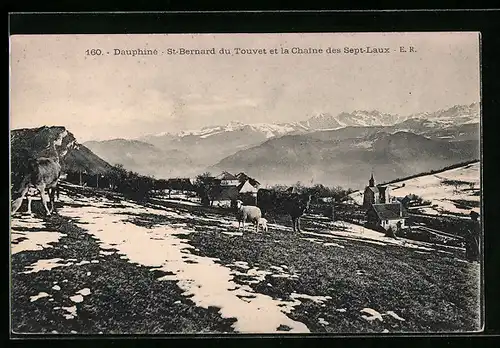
[6,9,500,347]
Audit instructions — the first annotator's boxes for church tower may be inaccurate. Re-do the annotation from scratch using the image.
[363,172,380,208]
[369,173,375,187]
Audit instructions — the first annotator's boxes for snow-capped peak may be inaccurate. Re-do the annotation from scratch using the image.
[153,121,304,139]
[150,103,480,139]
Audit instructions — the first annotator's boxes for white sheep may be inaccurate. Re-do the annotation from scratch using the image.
[236,200,262,232]
[257,217,268,232]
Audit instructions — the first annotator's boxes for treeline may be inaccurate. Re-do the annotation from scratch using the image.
[381,159,480,186]
[62,166,356,207]
[64,168,221,205]
[267,182,356,203]
[65,164,157,202]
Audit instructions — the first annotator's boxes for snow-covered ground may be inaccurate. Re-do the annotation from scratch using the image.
[54,195,329,333]
[11,187,472,334]
[348,162,480,217]
[10,216,67,255]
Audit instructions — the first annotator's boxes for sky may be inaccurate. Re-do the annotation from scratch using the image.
[10,32,480,142]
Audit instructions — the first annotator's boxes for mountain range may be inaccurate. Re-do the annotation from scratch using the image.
[210,129,479,188]
[51,102,479,189]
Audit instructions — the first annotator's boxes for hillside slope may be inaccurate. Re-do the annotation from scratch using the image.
[385,162,480,217]
[84,139,196,178]
[348,161,480,217]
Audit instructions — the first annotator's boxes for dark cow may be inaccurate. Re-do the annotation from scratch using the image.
[257,188,311,232]
[256,188,275,216]
[283,193,312,232]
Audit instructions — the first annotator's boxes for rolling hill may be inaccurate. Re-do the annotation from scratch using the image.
[83,139,198,178]
[348,161,480,217]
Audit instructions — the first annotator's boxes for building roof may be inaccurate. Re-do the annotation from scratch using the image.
[371,203,408,220]
[238,180,258,194]
[217,171,238,181]
[366,186,379,194]
[236,172,261,187]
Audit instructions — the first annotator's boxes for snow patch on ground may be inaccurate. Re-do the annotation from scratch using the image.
[61,305,77,319]
[70,295,84,303]
[302,221,439,252]
[77,288,91,296]
[22,258,75,274]
[58,197,315,333]
[11,215,66,254]
[360,308,406,322]
[30,292,50,302]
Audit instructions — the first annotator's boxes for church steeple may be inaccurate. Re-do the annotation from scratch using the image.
[369,173,375,187]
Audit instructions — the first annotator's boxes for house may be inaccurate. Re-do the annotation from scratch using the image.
[362,173,391,208]
[216,171,240,186]
[238,180,259,195]
[366,202,408,231]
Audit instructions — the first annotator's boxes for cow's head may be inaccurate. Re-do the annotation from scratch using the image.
[236,200,243,209]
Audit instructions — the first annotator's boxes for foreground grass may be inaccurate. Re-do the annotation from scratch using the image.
[11,194,481,334]
[129,202,482,334]
[11,212,236,334]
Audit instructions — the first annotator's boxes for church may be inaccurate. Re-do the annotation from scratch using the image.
[362,173,408,232]
[362,173,391,208]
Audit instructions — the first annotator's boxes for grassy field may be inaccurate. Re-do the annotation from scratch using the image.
[10,185,482,335]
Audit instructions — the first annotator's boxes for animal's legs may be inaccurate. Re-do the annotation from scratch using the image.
[255,221,259,233]
[291,217,296,232]
[26,196,34,215]
[11,185,29,214]
[37,185,51,216]
[297,217,301,232]
[48,188,56,213]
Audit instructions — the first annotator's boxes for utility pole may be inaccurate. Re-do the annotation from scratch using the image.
[79,170,82,186]
[96,174,99,189]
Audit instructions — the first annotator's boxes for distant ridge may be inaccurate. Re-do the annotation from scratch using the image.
[82,103,480,183]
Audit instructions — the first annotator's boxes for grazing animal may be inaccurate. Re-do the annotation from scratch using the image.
[11,131,70,216]
[12,157,61,216]
[236,200,262,232]
[283,193,312,232]
[23,185,60,215]
[257,188,312,232]
[257,217,268,232]
[256,188,274,216]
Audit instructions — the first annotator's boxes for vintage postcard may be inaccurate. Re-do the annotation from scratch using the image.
[9,32,482,335]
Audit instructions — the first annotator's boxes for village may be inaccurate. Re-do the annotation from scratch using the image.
[51,164,479,257]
